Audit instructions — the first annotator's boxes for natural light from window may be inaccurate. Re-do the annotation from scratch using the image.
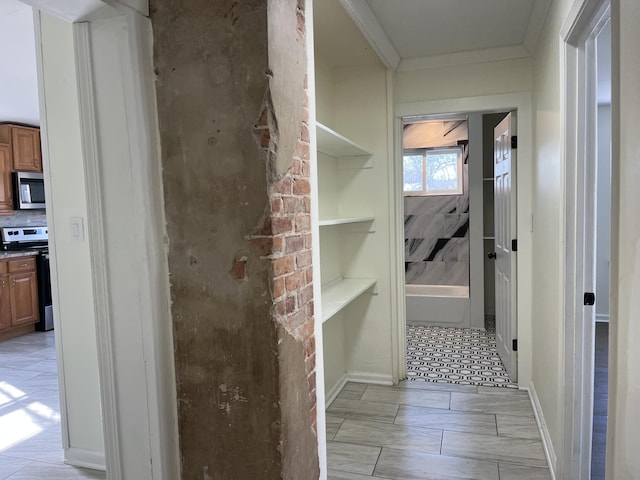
[403,147,463,196]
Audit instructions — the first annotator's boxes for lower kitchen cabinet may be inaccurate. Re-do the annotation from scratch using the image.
[0,255,39,340]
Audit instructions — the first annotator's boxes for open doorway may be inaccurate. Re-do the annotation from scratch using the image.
[561,1,611,478]
[400,111,518,389]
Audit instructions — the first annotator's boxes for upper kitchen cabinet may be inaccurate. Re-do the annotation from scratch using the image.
[0,145,12,215]
[0,124,43,173]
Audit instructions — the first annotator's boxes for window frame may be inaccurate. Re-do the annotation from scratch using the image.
[402,146,464,196]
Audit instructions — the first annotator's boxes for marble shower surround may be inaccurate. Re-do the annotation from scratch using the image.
[405,156,469,286]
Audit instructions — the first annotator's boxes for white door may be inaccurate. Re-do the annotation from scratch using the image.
[494,113,517,381]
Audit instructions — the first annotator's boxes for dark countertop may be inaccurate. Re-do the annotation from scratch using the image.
[0,250,39,260]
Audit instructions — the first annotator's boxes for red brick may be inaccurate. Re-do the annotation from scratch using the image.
[257,106,269,126]
[302,107,309,124]
[272,256,294,276]
[285,235,305,253]
[295,214,311,232]
[271,217,293,235]
[298,284,313,306]
[256,217,272,235]
[300,123,310,142]
[291,158,303,175]
[286,295,297,314]
[287,308,307,331]
[272,236,283,253]
[272,176,292,195]
[305,352,316,373]
[248,236,273,256]
[271,198,282,214]
[293,178,310,195]
[306,301,314,317]
[285,270,305,291]
[305,267,313,284]
[302,159,310,176]
[283,196,303,213]
[307,371,316,394]
[294,141,310,160]
[303,335,316,359]
[230,257,246,280]
[304,233,313,248]
[303,197,311,213]
[273,277,285,299]
[260,128,270,148]
[296,250,312,268]
[274,299,286,316]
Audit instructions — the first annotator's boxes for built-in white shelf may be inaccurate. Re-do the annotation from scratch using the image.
[316,122,371,158]
[483,236,495,240]
[319,216,375,227]
[321,278,377,323]
[483,177,494,181]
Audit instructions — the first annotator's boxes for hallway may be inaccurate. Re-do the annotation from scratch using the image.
[326,381,551,479]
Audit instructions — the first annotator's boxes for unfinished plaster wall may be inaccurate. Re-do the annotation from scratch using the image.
[151,0,318,478]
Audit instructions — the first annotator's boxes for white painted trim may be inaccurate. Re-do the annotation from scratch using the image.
[64,448,107,472]
[560,1,611,478]
[324,374,348,406]
[306,1,328,478]
[386,70,406,384]
[32,7,72,456]
[339,0,401,70]
[395,92,534,389]
[468,113,485,331]
[398,45,530,72]
[529,381,557,479]
[595,314,610,322]
[524,0,553,54]
[346,372,394,386]
[73,21,123,478]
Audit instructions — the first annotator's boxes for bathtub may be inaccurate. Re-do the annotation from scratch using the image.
[405,284,471,328]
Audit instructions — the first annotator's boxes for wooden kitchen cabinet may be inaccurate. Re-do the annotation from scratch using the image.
[0,124,43,173]
[0,144,13,215]
[11,126,42,172]
[0,255,39,340]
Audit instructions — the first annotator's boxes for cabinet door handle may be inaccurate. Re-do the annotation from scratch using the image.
[12,278,15,287]
[19,263,28,267]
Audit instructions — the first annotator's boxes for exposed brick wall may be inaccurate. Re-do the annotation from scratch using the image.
[249,63,317,437]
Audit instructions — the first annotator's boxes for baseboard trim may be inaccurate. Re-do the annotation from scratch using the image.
[529,381,557,479]
[325,372,394,406]
[325,374,348,406]
[595,314,609,323]
[64,447,106,472]
[345,372,394,386]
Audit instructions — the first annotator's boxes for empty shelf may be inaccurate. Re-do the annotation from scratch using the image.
[321,278,377,323]
[319,216,375,226]
[316,122,371,158]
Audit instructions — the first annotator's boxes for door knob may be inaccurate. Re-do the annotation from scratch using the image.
[487,252,497,259]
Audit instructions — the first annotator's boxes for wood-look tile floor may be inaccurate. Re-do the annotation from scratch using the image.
[326,381,552,480]
[0,332,106,480]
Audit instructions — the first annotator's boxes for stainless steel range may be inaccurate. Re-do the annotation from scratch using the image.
[1,226,52,331]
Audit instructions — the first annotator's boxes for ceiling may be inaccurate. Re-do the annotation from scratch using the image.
[320,0,552,71]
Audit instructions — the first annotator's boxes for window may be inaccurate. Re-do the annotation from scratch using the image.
[403,147,463,195]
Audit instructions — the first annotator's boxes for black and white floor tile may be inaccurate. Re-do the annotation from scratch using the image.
[406,325,518,389]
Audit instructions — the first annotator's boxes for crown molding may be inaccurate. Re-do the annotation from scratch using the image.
[525,0,553,54]
[398,45,531,72]
[339,0,401,70]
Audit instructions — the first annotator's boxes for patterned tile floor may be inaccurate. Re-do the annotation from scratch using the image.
[406,325,518,388]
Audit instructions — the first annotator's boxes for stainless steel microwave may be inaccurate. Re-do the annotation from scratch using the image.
[14,172,46,210]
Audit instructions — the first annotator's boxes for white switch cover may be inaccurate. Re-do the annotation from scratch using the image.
[70,217,85,242]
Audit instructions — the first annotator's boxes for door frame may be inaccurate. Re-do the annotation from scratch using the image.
[392,93,534,388]
[27,1,180,478]
[560,0,610,478]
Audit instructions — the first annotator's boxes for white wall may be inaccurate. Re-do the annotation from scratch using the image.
[595,105,611,322]
[609,0,640,476]
[37,11,105,466]
[395,57,532,104]
[529,0,574,465]
[0,0,40,125]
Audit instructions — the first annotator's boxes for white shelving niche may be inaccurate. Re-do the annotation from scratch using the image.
[316,122,376,324]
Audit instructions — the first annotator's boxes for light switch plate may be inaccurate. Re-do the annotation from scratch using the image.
[70,216,85,242]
